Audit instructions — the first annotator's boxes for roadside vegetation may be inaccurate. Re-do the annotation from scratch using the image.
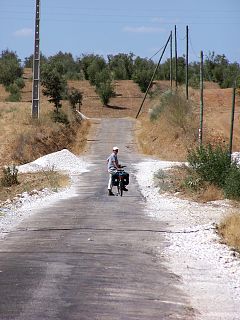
[137,88,199,161]
[0,168,69,204]
[217,212,240,253]
[0,99,89,204]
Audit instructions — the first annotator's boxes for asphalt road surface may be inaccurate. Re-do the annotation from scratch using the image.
[0,118,195,320]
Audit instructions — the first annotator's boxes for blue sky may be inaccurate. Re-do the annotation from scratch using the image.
[0,0,239,64]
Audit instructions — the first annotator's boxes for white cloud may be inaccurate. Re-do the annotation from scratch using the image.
[123,26,165,34]
[14,28,33,37]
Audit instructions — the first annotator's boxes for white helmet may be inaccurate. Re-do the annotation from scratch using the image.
[113,146,119,151]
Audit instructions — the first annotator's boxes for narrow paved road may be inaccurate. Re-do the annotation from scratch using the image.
[0,119,195,320]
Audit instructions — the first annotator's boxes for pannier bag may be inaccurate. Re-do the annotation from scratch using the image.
[112,172,129,186]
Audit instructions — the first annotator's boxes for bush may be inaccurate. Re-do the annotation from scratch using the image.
[187,144,231,188]
[1,165,19,187]
[67,88,83,111]
[224,164,240,200]
[50,110,69,124]
[14,77,25,89]
[6,92,21,102]
[6,83,21,101]
[183,170,203,191]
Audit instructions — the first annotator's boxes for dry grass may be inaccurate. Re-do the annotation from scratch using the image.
[0,100,90,166]
[137,83,240,161]
[218,211,240,252]
[136,88,198,161]
[0,171,69,203]
[200,184,224,202]
[137,116,197,161]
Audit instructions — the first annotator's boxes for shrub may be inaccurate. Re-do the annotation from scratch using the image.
[50,110,69,124]
[67,88,83,111]
[1,165,19,187]
[187,144,231,188]
[224,164,240,200]
[6,92,21,102]
[6,83,21,102]
[183,173,203,191]
[14,77,25,89]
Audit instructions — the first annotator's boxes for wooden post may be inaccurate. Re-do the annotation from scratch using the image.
[170,30,173,89]
[175,25,178,89]
[199,51,204,145]
[186,25,189,100]
[229,80,237,156]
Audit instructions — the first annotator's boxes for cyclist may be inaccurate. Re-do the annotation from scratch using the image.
[107,146,128,196]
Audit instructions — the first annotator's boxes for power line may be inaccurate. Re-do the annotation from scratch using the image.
[189,34,200,60]
[148,44,167,60]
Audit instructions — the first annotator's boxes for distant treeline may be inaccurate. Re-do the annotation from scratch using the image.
[1,50,240,93]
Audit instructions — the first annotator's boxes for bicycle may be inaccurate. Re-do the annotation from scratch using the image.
[111,166,129,197]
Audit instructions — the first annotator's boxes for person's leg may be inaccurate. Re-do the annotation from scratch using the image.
[108,174,112,190]
[108,172,114,195]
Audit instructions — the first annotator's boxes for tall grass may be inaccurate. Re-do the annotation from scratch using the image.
[218,212,240,252]
[149,89,197,135]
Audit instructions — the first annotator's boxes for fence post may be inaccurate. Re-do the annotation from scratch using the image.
[170,31,173,89]
[199,51,204,145]
[186,25,189,100]
[175,25,178,89]
[229,80,237,156]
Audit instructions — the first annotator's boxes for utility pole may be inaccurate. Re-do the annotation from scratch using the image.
[32,0,41,118]
[199,51,204,145]
[170,30,173,89]
[186,25,189,100]
[174,25,178,89]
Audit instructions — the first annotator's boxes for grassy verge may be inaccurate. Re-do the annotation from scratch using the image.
[217,212,240,253]
[0,170,70,204]
[154,165,224,203]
